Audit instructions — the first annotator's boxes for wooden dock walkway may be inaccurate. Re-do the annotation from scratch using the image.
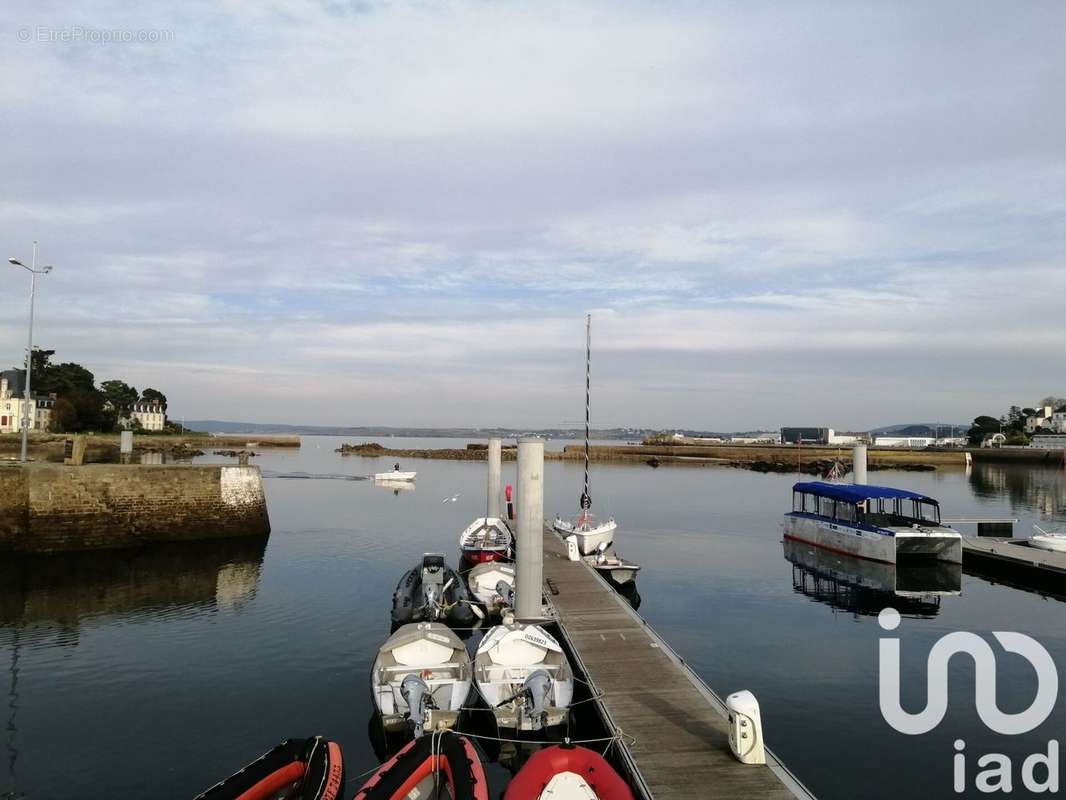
[541,528,814,800]
[962,536,1066,578]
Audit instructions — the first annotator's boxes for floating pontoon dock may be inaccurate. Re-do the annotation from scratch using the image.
[541,526,815,800]
[961,536,1066,580]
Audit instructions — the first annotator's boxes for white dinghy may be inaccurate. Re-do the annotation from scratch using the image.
[1031,524,1066,553]
[554,513,617,557]
[553,314,618,556]
[474,622,574,733]
[371,622,472,736]
[466,562,516,616]
[459,517,514,568]
[375,471,417,482]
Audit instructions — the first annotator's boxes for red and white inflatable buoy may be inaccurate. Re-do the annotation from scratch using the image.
[503,744,634,800]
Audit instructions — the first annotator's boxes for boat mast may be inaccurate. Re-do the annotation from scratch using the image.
[581,314,592,513]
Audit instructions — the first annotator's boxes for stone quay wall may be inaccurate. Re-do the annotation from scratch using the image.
[0,463,270,553]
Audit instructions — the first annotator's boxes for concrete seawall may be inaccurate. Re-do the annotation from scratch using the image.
[0,463,270,553]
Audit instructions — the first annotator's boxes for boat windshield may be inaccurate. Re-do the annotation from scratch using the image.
[860,497,940,527]
[793,491,940,527]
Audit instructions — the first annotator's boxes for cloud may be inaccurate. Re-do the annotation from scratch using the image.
[0,1,1063,428]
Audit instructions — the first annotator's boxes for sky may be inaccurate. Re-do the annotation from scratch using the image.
[1,1,1064,430]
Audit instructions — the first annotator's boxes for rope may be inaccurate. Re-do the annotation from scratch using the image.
[449,729,634,747]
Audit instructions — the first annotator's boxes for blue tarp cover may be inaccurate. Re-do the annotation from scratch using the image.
[791,481,936,505]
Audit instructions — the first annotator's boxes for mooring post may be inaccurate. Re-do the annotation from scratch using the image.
[487,437,502,519]
[514,437,545,621]
[853,443,868,485]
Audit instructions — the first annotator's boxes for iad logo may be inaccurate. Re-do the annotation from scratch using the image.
[878,607,1060,794]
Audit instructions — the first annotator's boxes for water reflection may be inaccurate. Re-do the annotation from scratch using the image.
[783,539,961,618]
[0,537,268,635]
[968,463,1066,518]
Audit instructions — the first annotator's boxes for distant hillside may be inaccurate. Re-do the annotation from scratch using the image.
[181,421,649,439]
[868,423,970,437]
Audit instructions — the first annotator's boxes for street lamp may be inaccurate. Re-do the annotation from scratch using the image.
[8,242,54,463]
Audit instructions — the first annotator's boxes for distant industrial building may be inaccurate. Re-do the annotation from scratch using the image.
[781,427,865,445]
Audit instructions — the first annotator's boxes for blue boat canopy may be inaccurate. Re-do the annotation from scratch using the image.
[791,481,937,505]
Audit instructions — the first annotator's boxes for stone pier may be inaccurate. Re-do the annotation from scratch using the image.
[0,463,270,553]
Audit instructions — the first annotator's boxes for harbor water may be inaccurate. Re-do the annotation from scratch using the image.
[1,437,1064,799]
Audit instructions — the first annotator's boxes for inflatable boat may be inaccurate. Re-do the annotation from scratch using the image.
[194,736,344,800]
[392,554,478,629]
[353,733,489,800]
[474,623,574,733]
[503,744,635,800]
[372,622,473,736]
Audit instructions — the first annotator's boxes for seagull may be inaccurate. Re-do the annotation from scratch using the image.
[441,493,461,504]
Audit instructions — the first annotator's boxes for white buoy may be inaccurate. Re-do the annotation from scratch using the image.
[487,437,502,519]
[514,437,545,621]
[853,443,868,485]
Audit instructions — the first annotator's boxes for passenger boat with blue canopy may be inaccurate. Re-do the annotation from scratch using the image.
[784,481,962,564]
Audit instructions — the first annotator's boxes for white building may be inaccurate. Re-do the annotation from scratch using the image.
[873,436,935,448]
[125,402,166,431]
[0,371,53,433]
[827,429,862,445]
[1031,434,1066,450]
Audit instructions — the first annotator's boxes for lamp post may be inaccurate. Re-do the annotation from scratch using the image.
[8,243,53,463]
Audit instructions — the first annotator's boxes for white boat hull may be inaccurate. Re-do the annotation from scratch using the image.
[553,517,617,556]
[375,471,416,482]
[1031,534,1066,553]
[474,624,574,732]
[372,623,471,733]
[783,514,962,564]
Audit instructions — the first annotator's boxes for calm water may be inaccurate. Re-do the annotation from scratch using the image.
[2,437,1065,799]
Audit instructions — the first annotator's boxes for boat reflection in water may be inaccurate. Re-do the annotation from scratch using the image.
[783,538,961,618]
[374,478,416,495]
[0,536,268,637]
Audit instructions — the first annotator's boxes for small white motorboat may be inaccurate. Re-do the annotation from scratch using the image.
[1031,524,1066,553]
[466,562,516,615]
[585,545,641,585]
[459,517,514,568]
[553,513,617,556]
[375,471,417,482]
[371,622,472,736]
[474,622,574,733]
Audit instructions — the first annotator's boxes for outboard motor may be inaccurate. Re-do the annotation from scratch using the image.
[521,669,553,728]
[400,674,434,736]
[420,554,447,621]
[495,579,514,609]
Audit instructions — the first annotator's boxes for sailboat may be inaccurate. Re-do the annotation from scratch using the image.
[553,314,618,556]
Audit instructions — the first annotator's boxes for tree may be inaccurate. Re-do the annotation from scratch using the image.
[140,387,167,410]
[1005,406,1025,433]
[48,397,78,433]
[967,415,1001,445]
[100,380,139,416]
[1038,396,1066,410]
